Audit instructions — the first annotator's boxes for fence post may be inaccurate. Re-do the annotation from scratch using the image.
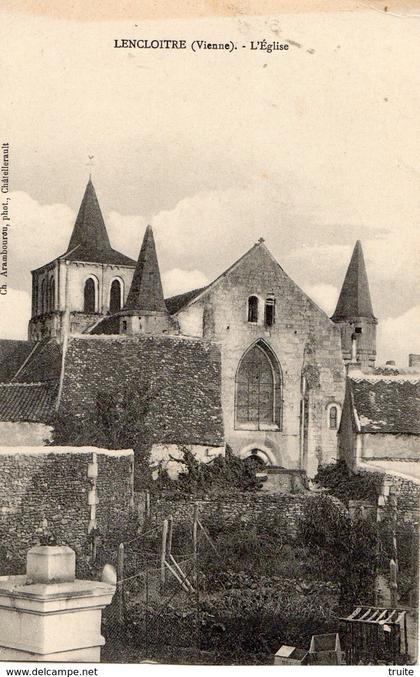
[160,519,168,593]
[193,504,200,656]
[117,542,125,623]
[167,515,173,557]
[145,569,149,656]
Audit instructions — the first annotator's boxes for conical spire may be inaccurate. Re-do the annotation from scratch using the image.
[123,225,167,313]
[67,178,111,255]
[332,240,375,321]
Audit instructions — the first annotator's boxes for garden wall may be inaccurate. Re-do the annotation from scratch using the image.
[0,446,134,574]
[146,490,341,540]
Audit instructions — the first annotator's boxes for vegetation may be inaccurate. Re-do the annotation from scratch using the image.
[154,445,264,496]
[50,386,154,489]
[314,460,384,503]
[297,494,378,608]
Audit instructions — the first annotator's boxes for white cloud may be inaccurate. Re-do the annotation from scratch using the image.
[377,306,420,367]
[0,288,31,340]
[107,211,147,261]
[8,191,74,288]
[162,268,209,298]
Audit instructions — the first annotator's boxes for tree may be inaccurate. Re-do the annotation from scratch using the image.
[50,385,157,489]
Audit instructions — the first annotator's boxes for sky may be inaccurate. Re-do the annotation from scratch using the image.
[1,3,419,365]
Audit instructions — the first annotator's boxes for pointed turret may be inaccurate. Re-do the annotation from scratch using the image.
[67,178,111,255]
[331,240,377,370]
[119,225,174,335]
[124,225,167,313]
[331,240,375,321]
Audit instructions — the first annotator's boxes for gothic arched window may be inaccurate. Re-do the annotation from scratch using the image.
[84,278,97,313]
[235,341,282,429]
[110,279,122,314]
[247,296,259,323]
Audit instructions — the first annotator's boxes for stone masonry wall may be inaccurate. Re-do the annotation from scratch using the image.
[146,490,335,540]
[0,446,133,574]
[384,474,420,524]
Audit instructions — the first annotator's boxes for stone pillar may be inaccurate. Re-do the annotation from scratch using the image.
[0,545,115,662]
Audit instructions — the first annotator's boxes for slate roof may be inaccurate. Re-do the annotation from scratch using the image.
[61,179,136,267]
[350,376,420,434]
[59,335,224,447]
[0,340,35,382]
[332,240,376,321]
[0,383,57,422]
[165,286,208,315]
[124,225,167,313]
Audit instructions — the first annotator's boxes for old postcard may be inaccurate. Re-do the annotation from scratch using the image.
[0,0,419,671]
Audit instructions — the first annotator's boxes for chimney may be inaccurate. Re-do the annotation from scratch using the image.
[409,354,420,370]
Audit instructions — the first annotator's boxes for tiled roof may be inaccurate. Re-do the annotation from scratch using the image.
[0,340,35,382]
[0,383,57,422]
[165,286,208,315]
[14,338,62,384]
[62,244,135,267]
[62,179,136,267]
[332,240,375,321]
[60,334,224,447]
[89,314,121,335]
[350,376,420,434]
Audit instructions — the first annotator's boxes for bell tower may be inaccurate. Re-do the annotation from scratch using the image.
[331,240,377,370]
[28,178,136,342]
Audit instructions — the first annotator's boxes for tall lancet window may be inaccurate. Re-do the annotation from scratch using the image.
[235,340,282,429]
[84,278,97,313]
[41,279,46,314]
[247,296,259,323]
[48,277,55,312]
[110,279,123,314]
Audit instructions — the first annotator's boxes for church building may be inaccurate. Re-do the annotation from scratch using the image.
[0,178,382,481]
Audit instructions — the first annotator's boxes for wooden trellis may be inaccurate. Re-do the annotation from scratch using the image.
[340,606,409,665]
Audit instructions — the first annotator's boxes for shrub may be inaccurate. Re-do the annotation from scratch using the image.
[154,445,264,496]
[315,460,383,503]
[297,494,378,608]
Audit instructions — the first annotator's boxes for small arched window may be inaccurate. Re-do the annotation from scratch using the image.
[84,278,97,313]
[328,405,339,430]
[247,296,259,323]
[41,279,46,314]
[110,279,123,314]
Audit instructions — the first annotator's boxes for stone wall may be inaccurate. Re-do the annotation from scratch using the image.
[0,446,134,574]
[384,474,420,524]
[146,490,331,540]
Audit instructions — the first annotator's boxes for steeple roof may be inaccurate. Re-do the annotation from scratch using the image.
[62,179,136,266]
[123,225,167,313]
[331,240,375,321]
